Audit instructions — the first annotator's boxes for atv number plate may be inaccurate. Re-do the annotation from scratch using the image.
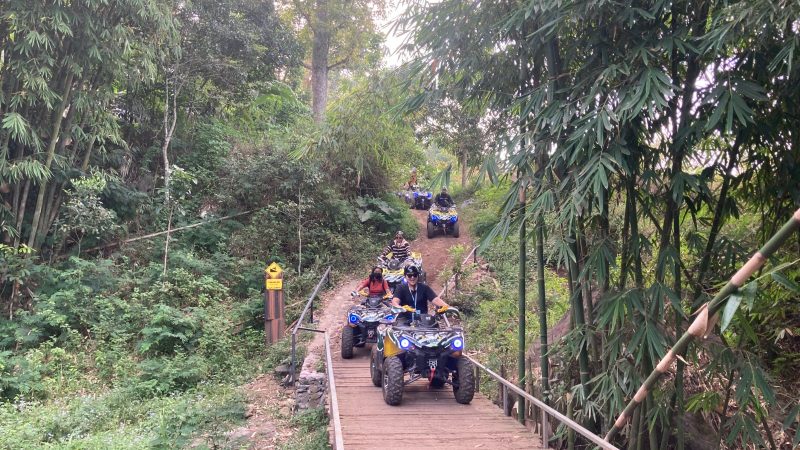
[367,329,376,339]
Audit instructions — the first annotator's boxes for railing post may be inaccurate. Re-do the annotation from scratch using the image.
[474,363,480,393]
[309,296,314,324]
[290,332,297,384]
[541,408,549,448]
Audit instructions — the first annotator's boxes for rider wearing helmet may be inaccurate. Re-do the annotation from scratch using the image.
[356,266,391,297]
[391,265,449,320]
[382,231,411,261]
[434,186,454,208]
[408,167,418,188]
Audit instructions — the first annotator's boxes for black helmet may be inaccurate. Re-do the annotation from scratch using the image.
[404,265,420,276]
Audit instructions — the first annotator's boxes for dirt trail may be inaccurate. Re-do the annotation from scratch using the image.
[407,209,474,293]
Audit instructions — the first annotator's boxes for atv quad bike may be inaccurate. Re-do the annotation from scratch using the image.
[377,251,426,290]
[371,307,475,406]
[341,292,397,359]
[427,205,460,238]
[402,185,432,210]
[412,189,433,210]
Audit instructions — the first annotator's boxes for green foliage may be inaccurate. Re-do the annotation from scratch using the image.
[355,194,418,239]
[282,408,331,450]
[56,174,121,251]
[296,71,426,194]
[0,383,247,449]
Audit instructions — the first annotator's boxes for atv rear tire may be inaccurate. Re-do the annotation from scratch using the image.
[452,221,460,238]
[427,221,434,239]
[453,358,475,404]
[370,347,383,387]
[341,326,355,359]
[382,356,404,405]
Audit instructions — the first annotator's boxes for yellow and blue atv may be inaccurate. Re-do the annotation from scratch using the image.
[341,291,396,359]
[377,251,426,290]
[370,307,475,405]
[427,204,460,238]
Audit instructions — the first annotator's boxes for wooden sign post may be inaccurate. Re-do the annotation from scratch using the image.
[264,262,285,345]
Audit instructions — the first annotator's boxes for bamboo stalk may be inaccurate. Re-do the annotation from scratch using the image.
[536,214,550,404]
[27,71,75,249]
[604,207,800,442]
[518,183,527,425]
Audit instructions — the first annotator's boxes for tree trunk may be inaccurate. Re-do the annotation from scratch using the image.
[311,0,330,123]
[461,151,468,188]
[672,211,686,450]
[162,76,181,205]
[81,136,97,173]
[691,142,740,307]
[27,71,75,249]
[568,232,591,390]
[13,180,31,248]
[163,206,173,277]
[517,183,526,425]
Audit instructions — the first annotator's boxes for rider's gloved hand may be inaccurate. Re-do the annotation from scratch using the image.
[402,305,416,313]
[436,305,449,314]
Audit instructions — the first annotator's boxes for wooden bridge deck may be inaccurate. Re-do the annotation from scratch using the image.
[331,347,543,449]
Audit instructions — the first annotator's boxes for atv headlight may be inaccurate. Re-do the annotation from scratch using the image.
[384,315,395,322]
[452,338,463,350]
[400,338,411,349]
[426,192,432,198]
[348,313,360,324]
[431,215,440,221]
[450,216,457,223]
[413,192,419,198]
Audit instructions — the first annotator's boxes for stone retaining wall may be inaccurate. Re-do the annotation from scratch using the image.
[295,370,327,411]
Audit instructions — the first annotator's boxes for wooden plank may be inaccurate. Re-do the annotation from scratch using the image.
[331,332,542,449]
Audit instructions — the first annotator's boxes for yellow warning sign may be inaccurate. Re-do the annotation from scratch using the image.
[265,262,283,278]
[266,279,283,290]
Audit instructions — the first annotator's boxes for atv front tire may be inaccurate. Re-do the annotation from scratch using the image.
[427,221,434,239]
[452,221,460,238]
[383,356,404,405]
[453,357,475,404]
[370,347,383,387]
[341,326,355,359]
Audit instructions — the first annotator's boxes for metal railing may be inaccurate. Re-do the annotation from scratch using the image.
[467,356,619,450]
[285,267,342,450]
[290,266,331,383]
[324,331,344,450]
[294,326,343,450]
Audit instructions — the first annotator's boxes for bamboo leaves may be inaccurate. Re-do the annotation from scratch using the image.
[720,281,755,332]
[1,113,32,147]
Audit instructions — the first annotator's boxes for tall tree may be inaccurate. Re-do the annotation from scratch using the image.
[288,0,386,122]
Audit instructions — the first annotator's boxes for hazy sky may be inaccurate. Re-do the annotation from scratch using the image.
[379,1,409,67]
